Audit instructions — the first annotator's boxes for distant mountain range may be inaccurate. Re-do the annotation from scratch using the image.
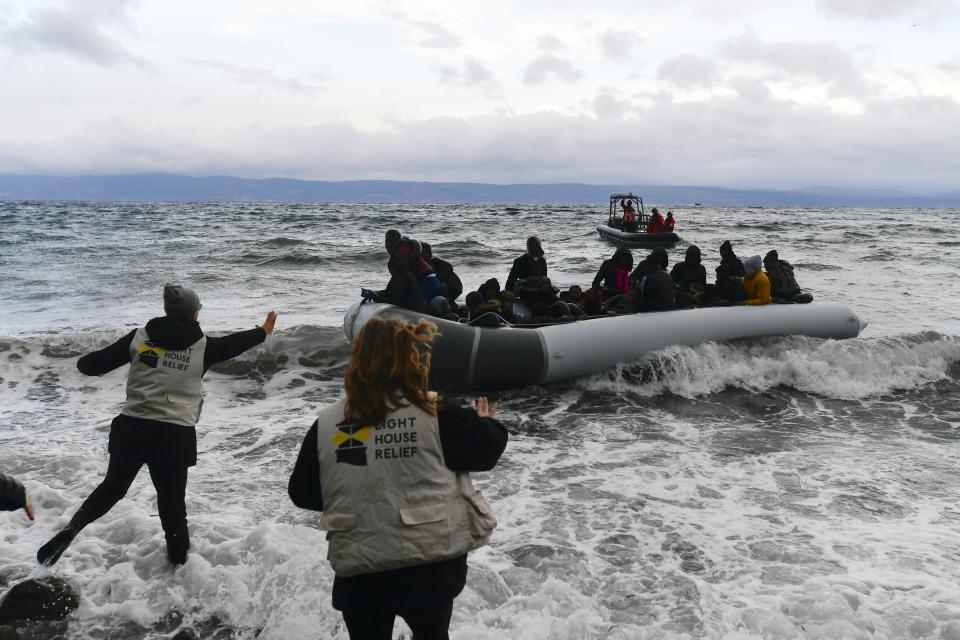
[1,173,958,207]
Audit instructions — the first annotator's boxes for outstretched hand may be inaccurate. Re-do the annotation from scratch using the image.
[470,396,498,418]
[260,311,278,334]
[24,500,34,521]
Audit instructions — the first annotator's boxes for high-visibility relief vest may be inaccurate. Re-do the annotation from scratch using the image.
[121,327,207,427]
[316,396,496,577]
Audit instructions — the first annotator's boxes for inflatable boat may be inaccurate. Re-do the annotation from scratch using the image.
[600,193,679,246]
[597,224,680,246]
[343,301,867,391]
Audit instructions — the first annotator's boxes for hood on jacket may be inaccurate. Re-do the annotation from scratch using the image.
[145,315,204,351]
[684,245,701,266]
[719,240,735,260]
[648,246,668,270]
[526,236,544,258]
[612,247,634,269]
[763,249,779,266]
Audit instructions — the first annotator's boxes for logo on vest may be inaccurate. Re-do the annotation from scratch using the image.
[333,422,371,466]
[138,341,165,369]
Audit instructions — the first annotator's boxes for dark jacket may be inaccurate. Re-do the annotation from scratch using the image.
[375,270,430,314]
[288,400,508,611]
[0,473,26,511]
[717,255,745,280]
[429,256,463,301]
[592,248,633,292]
[76,317,267,466]
[765,259,801,295]
[631,257,676,312]
[506,254,548,291]
[670,247,707,290]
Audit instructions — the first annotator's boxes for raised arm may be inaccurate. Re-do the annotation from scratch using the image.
[77,329,137,376]
[438,398,508,472]
[203,311,276,371]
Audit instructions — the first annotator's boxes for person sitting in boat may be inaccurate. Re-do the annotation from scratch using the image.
[384,231,444,302]
[710,264,746,305]
[663,211,675,232]
[742,255,772,306]
[429,296,460,321]
[629,247,675,312]
[621,199,638,231]
[646,207,665,234]
[763,250,812,303]
[506,236,547,292]
[365,254,430,314]
[716,240,746,279]
[670,245,707,308]
[592,247,634,300]
[515,276,558,318]
[422,243,463,303]
[462,291,505,327]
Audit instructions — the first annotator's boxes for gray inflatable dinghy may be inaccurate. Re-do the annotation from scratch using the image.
[343,301,867,390]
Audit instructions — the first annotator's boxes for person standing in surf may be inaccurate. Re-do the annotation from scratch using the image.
[288,316,507,640]
[37,284,277,566]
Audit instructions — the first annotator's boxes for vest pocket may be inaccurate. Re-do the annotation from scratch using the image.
[399,503,447,526]
[320,513,357,531]
[463,491,497,537]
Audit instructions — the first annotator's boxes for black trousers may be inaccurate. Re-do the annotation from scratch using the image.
[70,417,193,560]
[341,600,454,640]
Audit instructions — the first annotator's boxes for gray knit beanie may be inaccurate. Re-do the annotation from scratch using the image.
[744,255,763,275]
[163,283,202,317]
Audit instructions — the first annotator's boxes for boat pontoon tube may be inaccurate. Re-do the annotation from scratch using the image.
[343,301,867,390]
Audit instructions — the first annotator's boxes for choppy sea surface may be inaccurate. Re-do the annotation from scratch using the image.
[1,201,959,639]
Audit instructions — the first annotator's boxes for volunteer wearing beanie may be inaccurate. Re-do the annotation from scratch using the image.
[742,255,772,306]
[37,284,277,567]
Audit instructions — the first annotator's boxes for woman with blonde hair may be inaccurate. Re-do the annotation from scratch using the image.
[288,316,507,640]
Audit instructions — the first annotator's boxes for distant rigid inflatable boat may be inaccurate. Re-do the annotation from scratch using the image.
[343,301,867,391]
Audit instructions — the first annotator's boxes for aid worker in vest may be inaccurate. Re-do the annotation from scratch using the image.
[288,316,508,640]
[37,283,277,567]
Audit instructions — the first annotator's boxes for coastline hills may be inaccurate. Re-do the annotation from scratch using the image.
[1,173,958,207]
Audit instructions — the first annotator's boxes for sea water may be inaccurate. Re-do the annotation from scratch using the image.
[1,202,959,639]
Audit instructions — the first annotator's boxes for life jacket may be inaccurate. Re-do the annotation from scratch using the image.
[624,212,635,227]
[646,214,664,234]
[663,216,675,232]
[615,265,630,293]
[316,396,496,577]
[122,327,207,426]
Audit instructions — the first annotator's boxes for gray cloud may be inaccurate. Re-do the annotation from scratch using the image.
[722,30,866,95]
[438,56,501,97]
[597,29,640,62]
[7,92,959,191]
[523,53,582,85]
[1,0,144,66]
[381,7,461,49]
[592,91,629,119]
[536,34,565,51]
[816,0,954,19]
[657,54,720,87]
[182,58,327,95]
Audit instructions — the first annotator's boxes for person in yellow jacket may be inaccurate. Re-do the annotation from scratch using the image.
[742,255,772,305]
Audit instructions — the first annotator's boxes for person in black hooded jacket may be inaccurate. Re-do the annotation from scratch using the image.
[506,236,547,291]
[421,243,463,303]
[717,240,745,279]
[629,247,675,312]
[671,245,707,307]
[371,255,431,314]
[37,284,276,567]
[592,247,634,299]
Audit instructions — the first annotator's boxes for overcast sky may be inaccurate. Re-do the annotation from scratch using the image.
[1,0,959,191]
